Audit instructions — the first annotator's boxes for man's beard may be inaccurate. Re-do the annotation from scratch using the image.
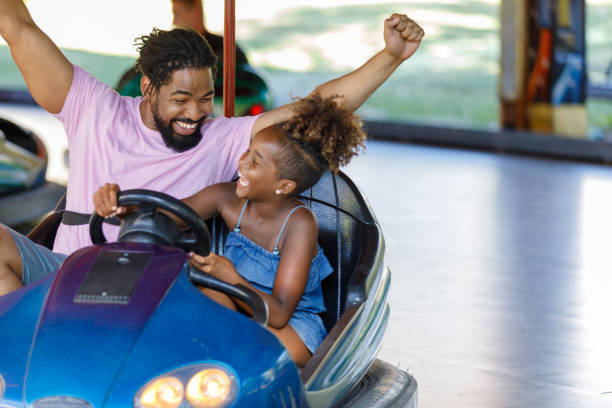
[151,101,206,153]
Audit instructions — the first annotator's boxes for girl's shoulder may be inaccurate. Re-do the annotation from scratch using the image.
[286,205,317,226]
[279,204,319,248]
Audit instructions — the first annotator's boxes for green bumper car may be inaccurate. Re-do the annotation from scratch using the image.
[0,117,65,227]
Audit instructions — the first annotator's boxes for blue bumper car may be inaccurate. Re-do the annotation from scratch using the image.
[0,171,416,407]
[0,117,65,227]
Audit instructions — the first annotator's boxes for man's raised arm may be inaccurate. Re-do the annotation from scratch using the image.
[252,13,424,135]
[0,0,73,114]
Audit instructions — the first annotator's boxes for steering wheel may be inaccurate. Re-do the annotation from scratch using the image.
[88,189,269,325]
[89,189,210,255]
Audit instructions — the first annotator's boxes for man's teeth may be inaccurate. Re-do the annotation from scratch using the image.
[239,177,249,186]
[176,121,197,129]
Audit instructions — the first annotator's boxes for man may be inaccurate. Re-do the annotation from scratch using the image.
[171,0,248,65]
[0,0,424,295]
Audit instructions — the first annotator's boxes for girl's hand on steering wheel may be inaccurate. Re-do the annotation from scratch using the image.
[93,183,127,218]
[189,252,240,283]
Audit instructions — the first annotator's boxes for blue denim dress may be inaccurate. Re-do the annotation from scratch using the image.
[223,200,333,354]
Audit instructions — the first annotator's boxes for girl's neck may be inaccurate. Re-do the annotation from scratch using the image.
[246,197,301,219]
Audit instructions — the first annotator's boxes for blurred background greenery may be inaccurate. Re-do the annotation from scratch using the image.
[1,0,611,135]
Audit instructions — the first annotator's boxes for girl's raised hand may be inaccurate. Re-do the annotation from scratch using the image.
[384,14,424,61]
[93,183,127,218]
[190,252,239,283]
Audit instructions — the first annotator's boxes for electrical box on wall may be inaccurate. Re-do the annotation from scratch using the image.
[500,0,587,138]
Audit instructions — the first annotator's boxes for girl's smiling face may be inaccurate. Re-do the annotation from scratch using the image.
[236,126,286,200]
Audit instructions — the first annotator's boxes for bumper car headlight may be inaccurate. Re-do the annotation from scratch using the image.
[138,377,184,408]
[134,364,238,408]
[186,368,236,408]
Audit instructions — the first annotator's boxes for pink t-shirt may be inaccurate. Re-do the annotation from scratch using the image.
[52,66,256,254]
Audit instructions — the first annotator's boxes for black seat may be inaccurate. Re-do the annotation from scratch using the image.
[27,193,66,249]
[298,171,379,331]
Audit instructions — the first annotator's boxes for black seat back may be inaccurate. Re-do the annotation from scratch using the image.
[298,171,377,331]
[27,193,66,249]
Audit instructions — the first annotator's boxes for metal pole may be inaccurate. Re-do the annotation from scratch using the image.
[223,0,235,117]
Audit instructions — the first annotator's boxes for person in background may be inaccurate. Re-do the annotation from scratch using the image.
[115,0,248,97]
[172,0,248,65]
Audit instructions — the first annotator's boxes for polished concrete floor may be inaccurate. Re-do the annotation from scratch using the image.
[3,103,612,407]
[345,141,612,407]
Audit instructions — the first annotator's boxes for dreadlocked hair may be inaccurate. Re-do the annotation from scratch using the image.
[275,93,366,195]
[134,28,217,96]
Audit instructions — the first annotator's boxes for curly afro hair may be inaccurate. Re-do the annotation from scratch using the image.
[274,93,367,195]
[134,28,217,95]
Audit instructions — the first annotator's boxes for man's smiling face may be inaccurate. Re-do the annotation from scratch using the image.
[147,67,215,152]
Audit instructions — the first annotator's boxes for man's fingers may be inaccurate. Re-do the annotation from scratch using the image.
[105,183,119,212]
[101,183,114,213]
[93,191,105,217]
[100,184,111,215]
[109,185,118,211]
[104,184,122,217]
[95,184,113,217]
[92,183,124,218]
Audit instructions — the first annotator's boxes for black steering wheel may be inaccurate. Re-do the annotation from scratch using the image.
[88,189,269,325]
[89,189,211,255]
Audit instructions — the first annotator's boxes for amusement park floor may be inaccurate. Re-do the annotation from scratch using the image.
[2,102,612,407]
[345,142,612,408]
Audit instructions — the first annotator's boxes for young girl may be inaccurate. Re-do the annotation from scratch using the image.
[93,94,366,366]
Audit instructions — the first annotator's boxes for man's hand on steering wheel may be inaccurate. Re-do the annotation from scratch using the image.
[89,188,212,255]
[93,183,129,218]
[94,183,186,227]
